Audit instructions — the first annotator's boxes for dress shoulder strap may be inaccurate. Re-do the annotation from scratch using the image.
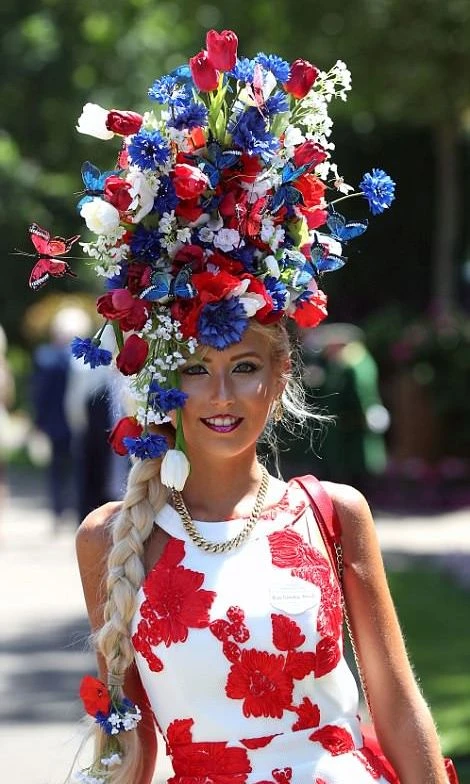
[293,475,343,585]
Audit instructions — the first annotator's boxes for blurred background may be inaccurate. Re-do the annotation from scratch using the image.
[1,1,469,781]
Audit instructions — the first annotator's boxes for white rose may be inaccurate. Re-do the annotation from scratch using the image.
[161,449,191,491]
[80,198,120,235]
[76,103,114,140]
[213,228,241,252]
[239,292,266,317]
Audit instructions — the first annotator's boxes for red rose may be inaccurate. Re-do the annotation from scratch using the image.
[295,174,326,208]
[96,289,148,332]
[293,141,327,170]
[127,262,152,294]
[175,198,205,222]
[116,334,149,376]
[173,244,205,272]
[284,59,319,99]
[172,164,210,200]
[189,50,219,92]
[206,29,238,71]
[108,416,143,456]
[292,290,328,328]
[106,110,143,136]
[79,675,111,717]
[103,175,133,212]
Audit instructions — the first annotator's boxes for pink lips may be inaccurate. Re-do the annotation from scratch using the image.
[201,416,243,433]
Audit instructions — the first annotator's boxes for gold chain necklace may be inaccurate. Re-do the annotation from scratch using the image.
[171,467,270,554]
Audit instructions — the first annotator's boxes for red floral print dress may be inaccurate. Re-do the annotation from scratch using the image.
[131,481,395,784]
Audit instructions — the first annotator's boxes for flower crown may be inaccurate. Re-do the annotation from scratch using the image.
[28,29,395,490]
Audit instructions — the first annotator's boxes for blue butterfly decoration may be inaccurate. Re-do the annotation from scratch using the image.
[309,240,347,278]
[270,162,310,214]
[77,161,120,211]
[199,144,241,188]
[140,266,196,303]
[326,210,368,242]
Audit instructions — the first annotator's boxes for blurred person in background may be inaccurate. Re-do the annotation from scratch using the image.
[31,306,92,528]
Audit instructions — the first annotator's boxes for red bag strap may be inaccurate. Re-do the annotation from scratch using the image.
[294,474,343,584]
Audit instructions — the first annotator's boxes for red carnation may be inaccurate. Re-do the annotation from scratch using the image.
[108,416,143,456]
[79,675,111,716]
[206,29,238,71]
[97,289,148,332]
[106,110,143,136]
[292,290,328,328]
[295,174,326,209]
[116,334,149,376]
[189,50,219,92]
[293,141,327,170]
[172,163,210,200]
[103,175,133,212]
[284,59,319,99]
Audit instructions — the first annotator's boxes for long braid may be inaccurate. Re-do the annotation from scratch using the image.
[86,458,167,783]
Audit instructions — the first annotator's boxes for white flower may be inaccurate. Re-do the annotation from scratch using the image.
[283,125,305,156]
[72,771,105,784]
[80,198,120,235]
[161,449,191,491]
[198,227,214,243]
[232,279,266,317]
[264,254,281,279]
[76,103,114,140]
[213,228,241,252]
[127,169,158,222]
[101,754,122,768]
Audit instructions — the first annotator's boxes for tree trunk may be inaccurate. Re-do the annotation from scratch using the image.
[431,120,459,318]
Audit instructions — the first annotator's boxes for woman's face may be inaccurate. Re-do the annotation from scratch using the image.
[177,328,283,462]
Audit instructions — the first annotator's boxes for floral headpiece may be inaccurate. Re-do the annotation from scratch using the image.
[27,29,395,490]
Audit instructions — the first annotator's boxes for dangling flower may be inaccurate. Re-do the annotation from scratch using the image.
[71,337,112,369]
[123,433,169,460]
[161,449,191,490]
[359,168,396,215]
[76,103,114,140]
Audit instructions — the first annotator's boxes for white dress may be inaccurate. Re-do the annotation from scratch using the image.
[131,480,394,784]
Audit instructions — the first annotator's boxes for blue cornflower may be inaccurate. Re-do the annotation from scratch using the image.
[70,337,112,369]
[95,711,114,735]
[128,129,170,171]
[148,74,192,108]
[265,91,289,118]
[359,169,396,216]
[106,264,128,290]
[255,53,290,83]
[198,297,249,350]
[229,57,256,82]
[123,433,169,460]
[230,245,257,272]
[149,383,188,412]
[229,108,279,157]
[130,225,162,262]
[264,276,288,311]
[167,102,208,131]
[152,175,178,215]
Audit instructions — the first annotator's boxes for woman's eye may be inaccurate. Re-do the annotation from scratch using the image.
[182,364,207,375]
[234,362,259,373]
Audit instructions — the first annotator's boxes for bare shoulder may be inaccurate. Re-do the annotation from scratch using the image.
[76,501,122,563]
[319,481,377,563]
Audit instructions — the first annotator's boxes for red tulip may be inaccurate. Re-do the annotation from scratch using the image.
[103,175,133,212]
[172,163,209,200]
[206,29,238,71]
[108,416,143,455]
[284,59,319,99]
[116,334,149,376]
[190,50,219,92]
[97,289,148,332]
[293,141,327,170]
[106,110,143,136]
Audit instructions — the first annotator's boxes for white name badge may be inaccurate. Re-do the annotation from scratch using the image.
[269,580,320,615]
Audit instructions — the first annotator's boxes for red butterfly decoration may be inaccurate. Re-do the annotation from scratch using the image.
[28,223,80,290]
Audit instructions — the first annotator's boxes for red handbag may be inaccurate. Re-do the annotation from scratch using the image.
[294,475,459,784]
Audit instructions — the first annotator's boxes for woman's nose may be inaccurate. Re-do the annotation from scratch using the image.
[209,372,234,406]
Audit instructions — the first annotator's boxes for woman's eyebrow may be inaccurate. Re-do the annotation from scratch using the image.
[202,351,263,363]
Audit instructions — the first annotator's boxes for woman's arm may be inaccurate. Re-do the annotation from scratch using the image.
[76,503,157,784]
[324,482,448,784]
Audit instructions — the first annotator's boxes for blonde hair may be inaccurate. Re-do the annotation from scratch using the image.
[78,318,323,782]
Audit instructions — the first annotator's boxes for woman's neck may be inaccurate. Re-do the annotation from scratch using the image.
[177,450,266,522]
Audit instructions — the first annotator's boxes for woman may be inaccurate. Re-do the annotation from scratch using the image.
[32,28,452,784]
